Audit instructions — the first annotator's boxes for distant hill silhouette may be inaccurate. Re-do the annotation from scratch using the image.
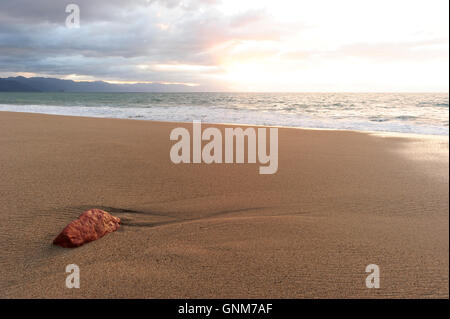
[0,78,40,92]
[0,76,201,92]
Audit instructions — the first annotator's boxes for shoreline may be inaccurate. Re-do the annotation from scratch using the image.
[0,111,448,298]
[1,110,449,139]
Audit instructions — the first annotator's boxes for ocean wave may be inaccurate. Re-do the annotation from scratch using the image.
[0,92,448,135]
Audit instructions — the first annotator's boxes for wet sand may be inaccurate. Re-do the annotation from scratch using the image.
[0,111,448,298]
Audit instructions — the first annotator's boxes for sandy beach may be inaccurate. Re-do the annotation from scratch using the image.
[0,111,448,298]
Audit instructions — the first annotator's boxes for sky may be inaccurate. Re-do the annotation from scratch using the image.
[0,0,448,92]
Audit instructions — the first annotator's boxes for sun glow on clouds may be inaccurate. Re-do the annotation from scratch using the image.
[107,80,199,86]
[208,0,449,91]
[156,23,170,30]
[62,74,97,82]
[132,0,450,91]
[1,0,448,91]
[153,64,220,72]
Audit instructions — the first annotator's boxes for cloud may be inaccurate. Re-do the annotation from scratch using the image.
[334,39,449,62]
[0,0,289,88]
[0,0,447,91]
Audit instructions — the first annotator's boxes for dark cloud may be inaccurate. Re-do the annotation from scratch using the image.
[0,0,286,87]
[0,1,143,24]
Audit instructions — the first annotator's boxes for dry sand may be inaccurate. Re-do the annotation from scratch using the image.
[0,111,448,298]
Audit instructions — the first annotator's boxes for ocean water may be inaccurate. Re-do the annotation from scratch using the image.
[0,92,448,135]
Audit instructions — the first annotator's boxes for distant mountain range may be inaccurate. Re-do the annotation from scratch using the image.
[0,76,202,92]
